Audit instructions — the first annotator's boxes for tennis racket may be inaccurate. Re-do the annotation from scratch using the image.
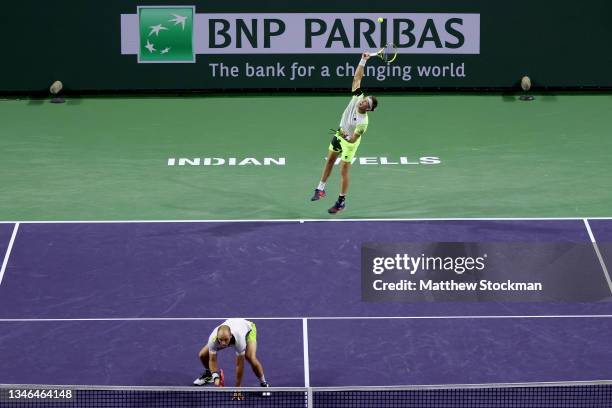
[214,369,225,387]
[369,43,398,64]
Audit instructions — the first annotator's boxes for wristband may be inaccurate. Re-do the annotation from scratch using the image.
[358,58,367,67]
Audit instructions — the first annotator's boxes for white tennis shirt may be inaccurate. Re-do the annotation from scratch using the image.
[339,93,369,138]
[207,318,254,355]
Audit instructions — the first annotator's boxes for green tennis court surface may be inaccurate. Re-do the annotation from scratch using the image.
[0,94,610,221]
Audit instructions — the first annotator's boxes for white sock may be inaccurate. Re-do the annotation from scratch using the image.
[259,375,267,383]
[317,181,326,191]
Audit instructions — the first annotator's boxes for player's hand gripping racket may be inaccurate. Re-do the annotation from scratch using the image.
[213,369,225,387]
[369,43,398,64]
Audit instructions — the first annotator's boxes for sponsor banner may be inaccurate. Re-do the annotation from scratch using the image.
[122,10,480,63]
[120,7,476,85]
[361,243,612,302]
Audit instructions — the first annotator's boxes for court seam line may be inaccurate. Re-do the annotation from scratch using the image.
[0,223,19,287]
[2,315,612,322]
[0,217,611,224]
[302,318,310,388]
[583,219,612,295]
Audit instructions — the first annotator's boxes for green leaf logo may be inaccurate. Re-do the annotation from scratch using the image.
[138,6,195,63]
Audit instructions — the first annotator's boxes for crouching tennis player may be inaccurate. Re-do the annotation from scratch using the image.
[310,52,378,214]
[194,318,269,390]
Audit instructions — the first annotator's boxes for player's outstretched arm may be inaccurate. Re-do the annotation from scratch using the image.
[352,52,370,92]
[209,353,222,385]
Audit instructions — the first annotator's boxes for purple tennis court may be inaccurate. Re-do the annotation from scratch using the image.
[1,219,612,392]
[4,0,612,405]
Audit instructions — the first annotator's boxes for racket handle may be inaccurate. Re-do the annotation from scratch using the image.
[368,52,377,57]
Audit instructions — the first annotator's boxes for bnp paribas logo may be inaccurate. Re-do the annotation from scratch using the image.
[138,6,195,63]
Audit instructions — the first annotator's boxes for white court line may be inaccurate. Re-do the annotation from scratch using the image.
[0,223,19,286]
[2,315,612,322]
[0,217,611,224]
[583,219,612,295]
[302,318,310,388]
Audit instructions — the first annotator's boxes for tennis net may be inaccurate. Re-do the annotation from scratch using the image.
[1,381,610,408]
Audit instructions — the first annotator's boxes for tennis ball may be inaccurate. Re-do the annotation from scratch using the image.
[520,76,531,92]
[377,17,384,23]
[49,80,63,95]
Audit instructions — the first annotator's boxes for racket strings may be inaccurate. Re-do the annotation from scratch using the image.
[382,44,398,63]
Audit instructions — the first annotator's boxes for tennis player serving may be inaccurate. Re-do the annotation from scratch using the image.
[194,318,269,393]
[310,52,378,214]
